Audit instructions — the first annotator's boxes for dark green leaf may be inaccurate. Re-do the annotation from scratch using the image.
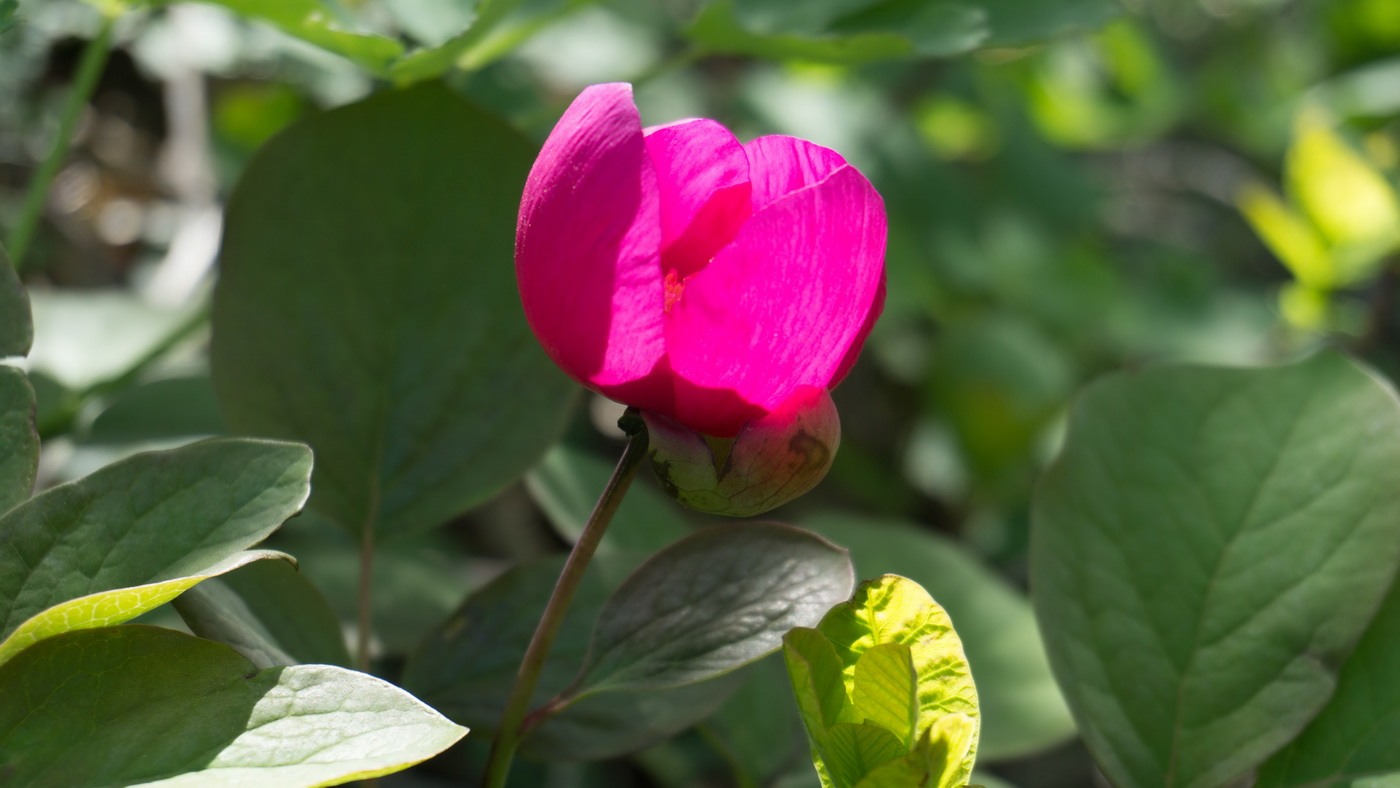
[526,443,691,558]
[271,509,476,655]
[573,522,855,693]
[86,374,225,444]
[1032,353,1400,788]
[804,514,1072,761]
[212,82,576,540]
[0,244,30,357]
[402,554,617,732]
[523,671,747,761]
[1255,575,1400,787]
[174,557,352,669]
[700,655,806,784]
[0,367,37,513]
[0,438,312,665]
[0,625,465,786]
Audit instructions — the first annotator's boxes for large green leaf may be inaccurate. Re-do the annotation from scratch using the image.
[0,244,29,357]
[804,513,1072,761]
[572,522,855,694]
[142,0,403,74]
[1255,573,1400,787]
[0,438,312,665]
[0,625,465,786]
[174,557,352,669]
[211,81,575,541]
[0,366,37,513]
[1032,353,1400,788]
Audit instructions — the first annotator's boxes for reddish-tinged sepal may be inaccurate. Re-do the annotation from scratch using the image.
[642,386,839,517]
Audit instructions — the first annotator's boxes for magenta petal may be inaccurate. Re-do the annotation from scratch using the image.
[830,272,886,387]
[644,119,752,278]
[516,83,665,388]
[665,165,886,433]
[743,135,850,212]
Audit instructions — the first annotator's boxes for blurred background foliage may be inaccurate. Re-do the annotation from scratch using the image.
[3,0,1399,785]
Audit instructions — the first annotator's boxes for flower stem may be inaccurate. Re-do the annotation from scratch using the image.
[9,15,114,271]
[482,415,648,788]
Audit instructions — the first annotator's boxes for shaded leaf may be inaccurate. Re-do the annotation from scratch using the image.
[86,374,225,444]
[401,554,617,732]
[1256,574,1400,787]
[526,443,691,558]
[0,625,465,786]
[700,654,807,784]
[574,522,855,694]
[212,81,575,540]
[0,367,37,513]
[1032,353,1400,788]
[523,671,746,761]
[174,557,352,669]
[0,244,29,357]
[0,438,312,665]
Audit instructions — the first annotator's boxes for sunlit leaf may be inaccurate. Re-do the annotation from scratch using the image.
[817,575,979,782]
[1287,108,1400,257]
[211,82,576,540]
[1032,353,1400,788]
[0,625,465,786]
[804,514,1069,761]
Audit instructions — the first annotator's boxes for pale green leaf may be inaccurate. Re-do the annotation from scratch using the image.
[826,722,906,788]
[806,513,1073,761]
[852,643,917,748]
[818,574,980,761]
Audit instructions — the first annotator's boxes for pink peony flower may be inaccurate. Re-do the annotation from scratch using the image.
[516,82,886,439]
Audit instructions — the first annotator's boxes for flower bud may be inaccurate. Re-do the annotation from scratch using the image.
[641,386,839,517]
